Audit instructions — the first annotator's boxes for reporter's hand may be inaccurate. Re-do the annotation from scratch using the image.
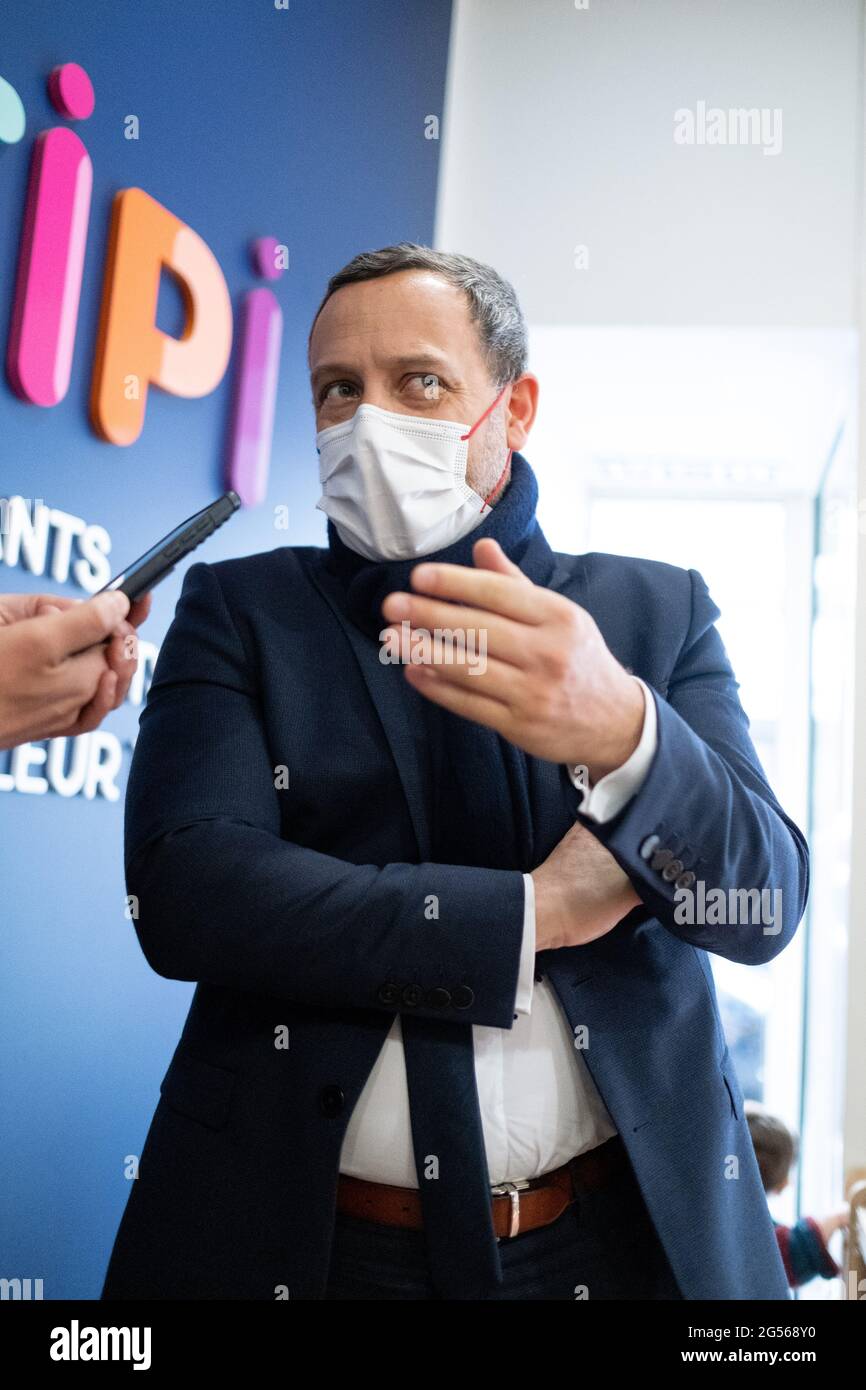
[0,590,143,748]
[14,590,152,711]
[11,590,152,632]
[532,818,642,951]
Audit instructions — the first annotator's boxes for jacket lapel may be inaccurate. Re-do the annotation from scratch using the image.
[304,558,433,862]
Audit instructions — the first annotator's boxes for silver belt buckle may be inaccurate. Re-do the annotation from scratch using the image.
[490,1178,531,1238]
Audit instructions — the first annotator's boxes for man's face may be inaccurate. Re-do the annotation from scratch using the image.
[308,269,511,500]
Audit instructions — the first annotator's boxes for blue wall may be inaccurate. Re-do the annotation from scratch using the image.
[0,0,452,1298]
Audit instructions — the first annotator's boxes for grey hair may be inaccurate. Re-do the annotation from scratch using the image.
[308,242,528,389]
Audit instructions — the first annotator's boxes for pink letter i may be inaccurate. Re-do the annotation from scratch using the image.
[7,63,95,406]
[226,237,285,507]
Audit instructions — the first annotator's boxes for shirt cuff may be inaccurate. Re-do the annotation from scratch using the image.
[514,873,536,1016]
[567,677,657,824]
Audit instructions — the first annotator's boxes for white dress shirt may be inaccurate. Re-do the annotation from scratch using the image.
[339,678,658,1187]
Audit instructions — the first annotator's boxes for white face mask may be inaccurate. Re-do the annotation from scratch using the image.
[315,386,511,561]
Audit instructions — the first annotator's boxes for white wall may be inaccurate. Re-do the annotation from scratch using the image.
[847,11,866,1192]
[436,0,862,327]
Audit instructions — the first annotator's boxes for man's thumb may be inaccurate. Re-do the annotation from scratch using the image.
[53,591,130,654]
[472,537,525,577]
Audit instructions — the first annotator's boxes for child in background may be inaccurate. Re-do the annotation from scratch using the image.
[745,1100,847,1289]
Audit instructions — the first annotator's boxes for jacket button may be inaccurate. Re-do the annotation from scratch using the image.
[662,858,684,882]
[401,984,422,1007]
[651,848,674,871]
[319,1085,344,1118]
[675,870,696,890]
[452,985,475,1009]
[427,987,451,1008]
[639,834,660,861]
[377,981,400,1006]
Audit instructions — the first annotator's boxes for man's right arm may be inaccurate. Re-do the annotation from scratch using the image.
[124,562,526,1030]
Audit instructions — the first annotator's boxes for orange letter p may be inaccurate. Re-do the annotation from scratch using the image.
[90,187,232,446]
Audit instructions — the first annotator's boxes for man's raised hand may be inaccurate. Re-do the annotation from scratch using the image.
[381,537,645,783]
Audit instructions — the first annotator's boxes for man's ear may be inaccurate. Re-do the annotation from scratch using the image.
[504,373,539,451]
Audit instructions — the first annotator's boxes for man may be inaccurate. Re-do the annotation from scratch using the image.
[0,589,149,748]
[101,244,808,1301]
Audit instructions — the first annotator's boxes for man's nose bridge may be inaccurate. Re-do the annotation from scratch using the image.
[353,359,400,414]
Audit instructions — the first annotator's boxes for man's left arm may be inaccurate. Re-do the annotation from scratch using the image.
[574,568,809,965]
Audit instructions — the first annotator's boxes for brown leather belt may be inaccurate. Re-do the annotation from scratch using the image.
[336,1134,631,1240]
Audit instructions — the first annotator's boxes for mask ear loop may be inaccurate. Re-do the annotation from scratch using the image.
[459,382,513,510]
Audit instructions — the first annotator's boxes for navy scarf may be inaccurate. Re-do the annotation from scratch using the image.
[325,453,575,873]
[324,452,557,637]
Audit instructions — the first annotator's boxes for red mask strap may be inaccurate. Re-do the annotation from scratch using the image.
[460,382,509,441]
[480,447,513,510]
[460,383,513,510]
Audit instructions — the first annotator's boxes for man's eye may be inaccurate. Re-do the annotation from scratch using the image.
[320,381,357,403]
[411,373,442,401]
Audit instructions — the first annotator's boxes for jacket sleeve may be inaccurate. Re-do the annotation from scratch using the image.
[123,561,526,1029]
[578,568,809,965]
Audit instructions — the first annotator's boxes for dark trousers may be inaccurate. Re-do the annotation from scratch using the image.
[325,1154,684,1300]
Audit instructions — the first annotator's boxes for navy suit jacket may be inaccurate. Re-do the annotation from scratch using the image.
[101,507,808,1300]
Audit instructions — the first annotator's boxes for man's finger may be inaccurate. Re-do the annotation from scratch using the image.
[106,622,136,663]
[403,661,512,732]
[409,560,547,624]
[61,645,113,700]
[66,669,118,736]
[0,593,55,625]
[380,597,530,668]
[389,641,520,698]
[34,596,79,617]
[472,537,528,580]
[105,625,137,708]
[128,591,152,630]
[45,591,130,659]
